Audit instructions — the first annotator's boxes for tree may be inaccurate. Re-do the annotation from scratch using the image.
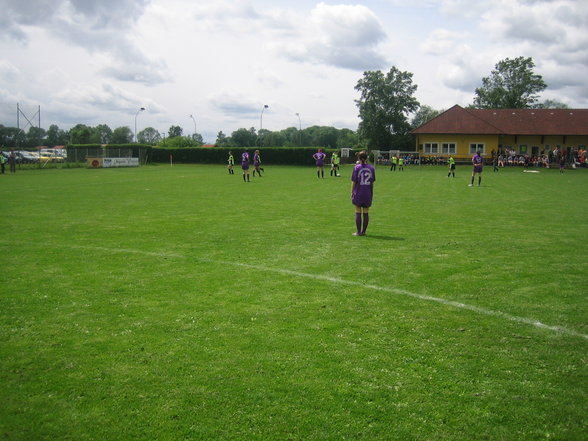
[25,126,46,148]
[473,56,547,109]
[535,99,569,109]
[138,127,162,144]
[231,127,257,147]
[216,131,230,147]
[355,67,420,149]
[111,126,133,144]
[46,124,68,147]
[162,136,198,148]
[336,128,358,149]
[191,133,204,145]
[93,124,113,144]
[411,105,443,129]
[168,125,183,138]
[68,124,92,144]
[0,125,25,148]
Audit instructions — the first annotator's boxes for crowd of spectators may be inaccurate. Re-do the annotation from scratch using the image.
[495,147,587,168]
[373,148,587,168]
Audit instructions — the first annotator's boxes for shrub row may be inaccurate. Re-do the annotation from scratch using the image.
[65,145,355,166]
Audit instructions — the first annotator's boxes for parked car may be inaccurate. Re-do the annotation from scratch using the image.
[39,149,65,162]
[39,148,67,159]
[17,150,39,163]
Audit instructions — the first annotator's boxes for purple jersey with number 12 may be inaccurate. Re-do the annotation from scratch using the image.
[351,163,376,207]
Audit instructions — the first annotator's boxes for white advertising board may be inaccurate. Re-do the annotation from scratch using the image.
[102,158,139,168]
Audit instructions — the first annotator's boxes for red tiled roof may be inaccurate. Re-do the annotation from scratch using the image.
[412,105,588,135]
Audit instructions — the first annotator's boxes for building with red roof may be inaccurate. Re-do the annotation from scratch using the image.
[411,105,588,159]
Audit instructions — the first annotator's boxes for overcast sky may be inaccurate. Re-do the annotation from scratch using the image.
[1,0,587,143]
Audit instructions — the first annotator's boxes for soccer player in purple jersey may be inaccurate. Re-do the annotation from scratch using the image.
[252,149,263,177]
[241,150,250,182]
[469,151,483,186]
[313,148,326,178]
[351,151,376,236]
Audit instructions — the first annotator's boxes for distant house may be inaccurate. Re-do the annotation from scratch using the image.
[411,105,588,159]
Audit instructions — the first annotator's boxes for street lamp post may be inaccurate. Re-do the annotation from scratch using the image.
[295,113,302,146]
[134,107,145,142]
[189,114,197,139]
[259,104,268,146]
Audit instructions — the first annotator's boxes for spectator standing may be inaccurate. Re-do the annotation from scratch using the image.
[9,149,16,173]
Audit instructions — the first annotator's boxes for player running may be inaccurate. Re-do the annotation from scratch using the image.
[469,151,483,186]
[252,149,263,177]
[351,150,376,236]
[313,148,326,178]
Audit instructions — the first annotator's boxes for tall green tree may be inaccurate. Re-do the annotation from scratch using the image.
[46,124,68,147]
[138,127,161,144]
[473,56,547,109]
[68,124,92,144]
[216,131,230,147]
[336,128,358,149]
[231,128,257,147]
[93,124,113,144]
[111,126,133,144]
[25,126,46,148]
[0,125,25,148]
[411,105,443,129]
[168,125,183,138]
[355,67,420,149]
[192,133,204,145]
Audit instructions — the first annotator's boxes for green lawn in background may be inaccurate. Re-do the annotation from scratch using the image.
[1,164,586,441]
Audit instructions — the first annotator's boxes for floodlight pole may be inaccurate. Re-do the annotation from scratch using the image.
[296,113,302,146]
[260,104,268,146]
[134,107,145,143]
[189,114,197,139]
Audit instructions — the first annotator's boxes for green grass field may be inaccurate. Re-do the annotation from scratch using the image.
[1,163,586,441]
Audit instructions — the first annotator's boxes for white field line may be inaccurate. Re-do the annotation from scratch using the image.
[69,244,588,341]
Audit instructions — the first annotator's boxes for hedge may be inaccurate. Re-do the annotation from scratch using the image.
[64,145,355,166]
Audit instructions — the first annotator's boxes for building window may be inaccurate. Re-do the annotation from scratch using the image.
[469,143,485,154]
[442,142,456,154]
[424,143,438,153]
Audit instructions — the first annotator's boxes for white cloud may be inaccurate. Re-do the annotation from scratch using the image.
[207,90,265,118]
[1,0,587,141]
[274,3,388,70]
[417,0,588,107]
[0,0,169,85]
[420,29,467,55]
[0,60,20,81]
